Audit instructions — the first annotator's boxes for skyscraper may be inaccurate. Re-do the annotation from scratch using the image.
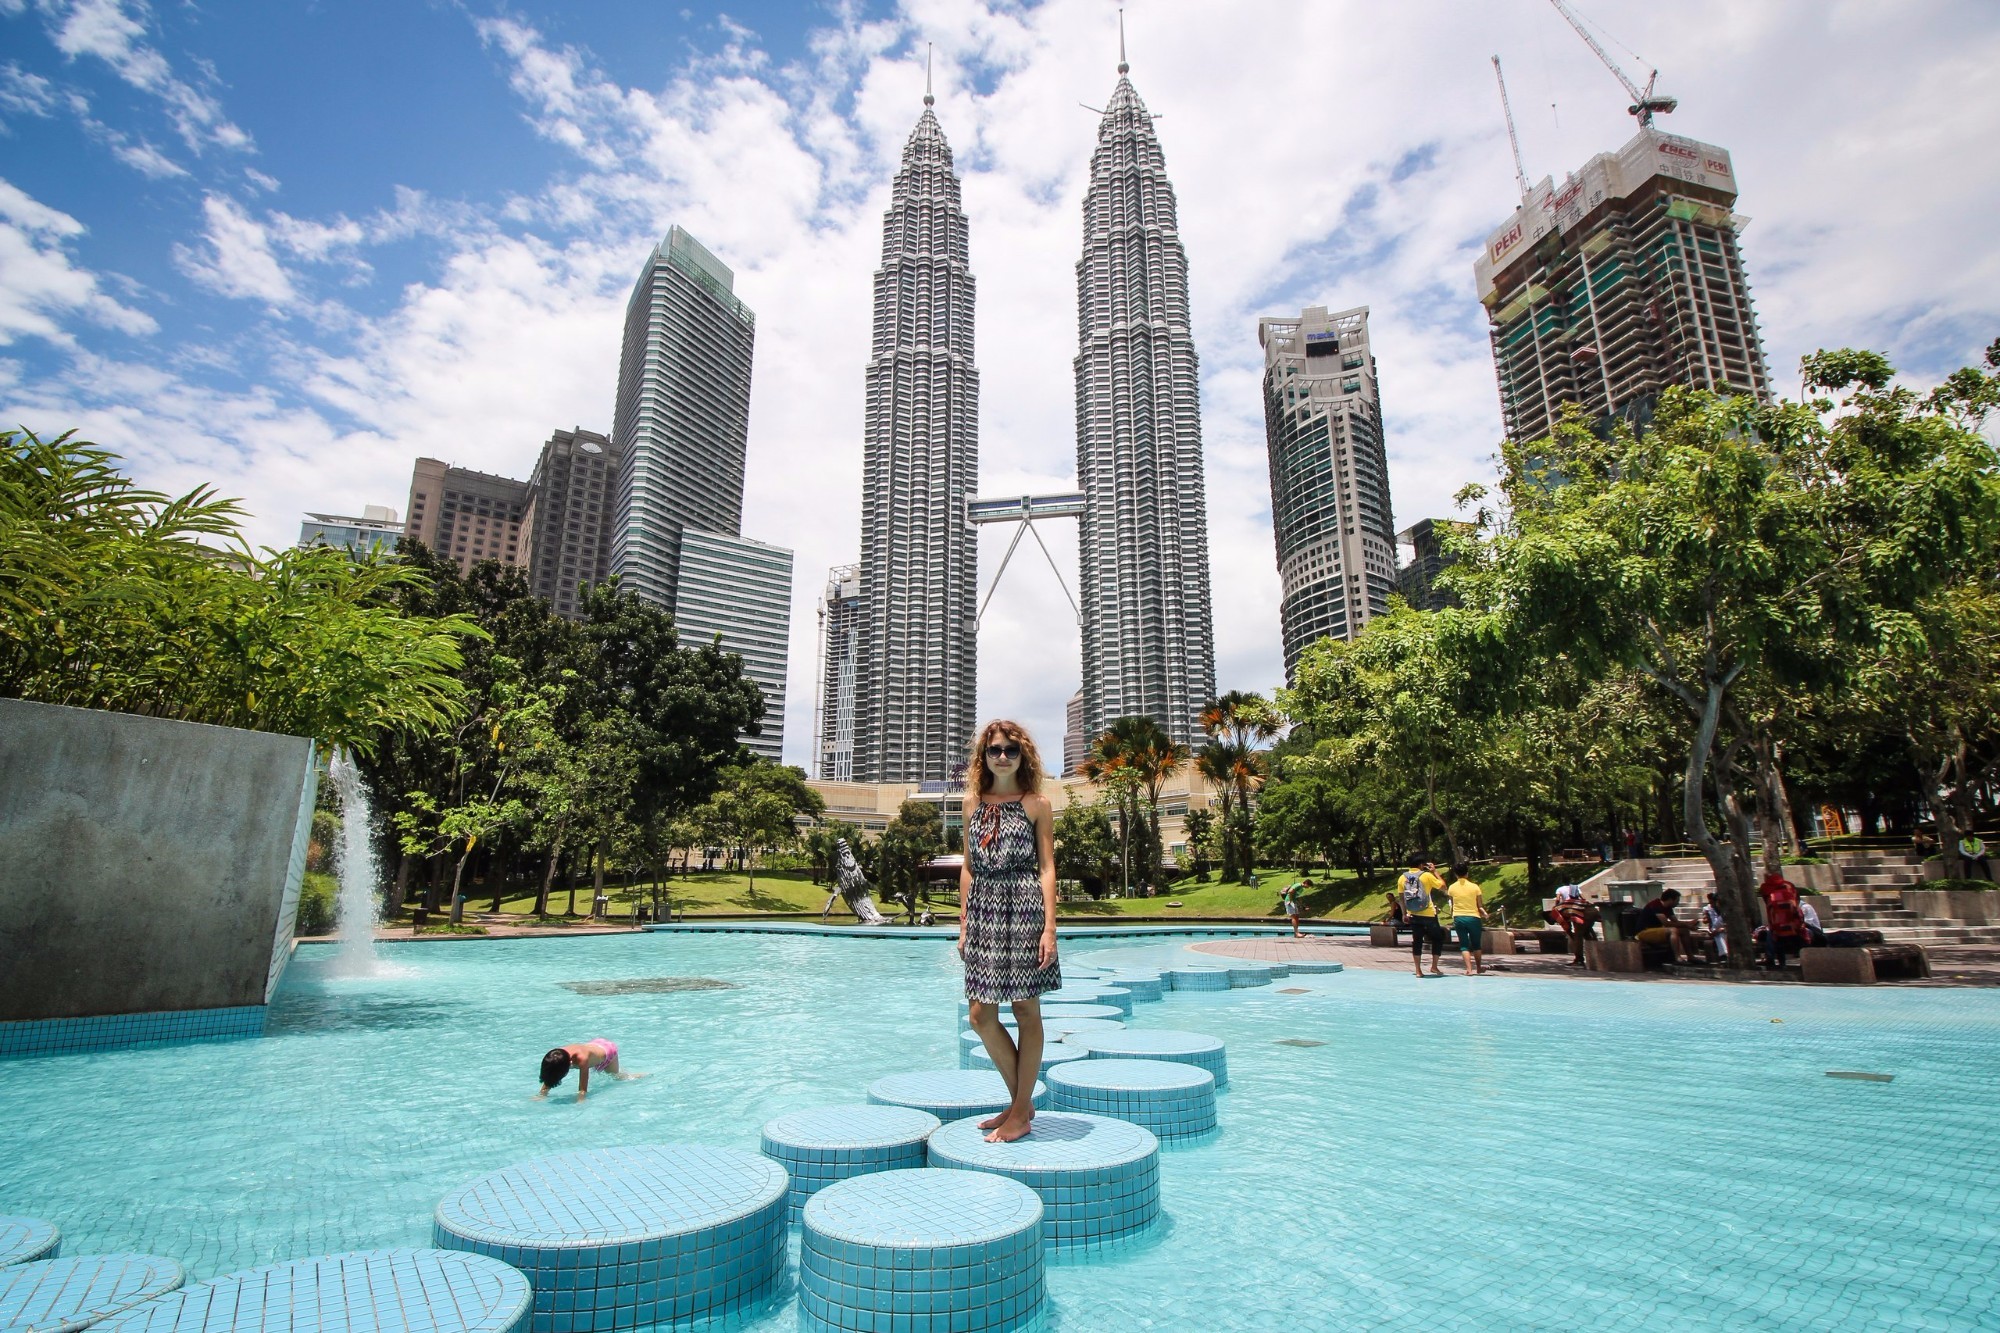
[610,226,756,611]
[817,564,861,781]
[851,88,980,782]
[1475,127,1770,445]
[1396,518,1469,614]
[672,531,793,764]
[523,427,624,620]
[1074,45,1215,748]
[1258,304,1396,681]
[403,459,531,577]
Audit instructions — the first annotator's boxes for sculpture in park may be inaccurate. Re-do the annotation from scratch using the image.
[824,839,890,925]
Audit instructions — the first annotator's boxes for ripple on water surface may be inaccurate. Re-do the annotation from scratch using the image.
[1,932,1996,1330]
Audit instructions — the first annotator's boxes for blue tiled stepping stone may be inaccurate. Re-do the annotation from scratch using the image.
[1262,962,1293,977]
[1039,1003,1124,1023]
[1163,966,1230,991]
[868,1070,1046,1119]
[1046,1059,1217,1141]
[1071,1029,1229,1087]
[800,1169,1043,1333]
[968,1041,1094,1073]
[0,1218,59,1267]
[0,1255,182,1332]
[434,1146,786,1331]
[927,1113,1161,1250]
[1286,960,1345,974]
[759,1105,940,1223]
[962,1019,1120,1066]
[94,1251,524,1333]
[1039,986,1113,1007]
[1106,974,1163,1001]
[1225,964,1273,987]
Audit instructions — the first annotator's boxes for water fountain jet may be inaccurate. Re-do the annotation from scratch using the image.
[326,748,382,973]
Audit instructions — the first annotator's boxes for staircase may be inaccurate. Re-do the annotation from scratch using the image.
[1817,851,2000,943]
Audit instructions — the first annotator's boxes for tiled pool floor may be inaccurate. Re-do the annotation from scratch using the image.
[0,932,1995,1330]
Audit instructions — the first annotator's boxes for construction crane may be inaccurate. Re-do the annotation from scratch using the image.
[1547,0,1677,126]
[1491,56,1532,200]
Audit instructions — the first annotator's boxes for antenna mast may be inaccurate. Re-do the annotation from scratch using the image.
[1546,0,1676,126]
[1491,56,1531,200]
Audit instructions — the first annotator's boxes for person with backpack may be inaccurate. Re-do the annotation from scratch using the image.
[1399,858,1447,977]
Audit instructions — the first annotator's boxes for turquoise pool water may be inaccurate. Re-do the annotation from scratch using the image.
[2,932,1996,1330]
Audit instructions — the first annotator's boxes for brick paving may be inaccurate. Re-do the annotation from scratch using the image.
[1192,933,2000,988]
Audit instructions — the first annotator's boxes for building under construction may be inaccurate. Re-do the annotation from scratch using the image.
[1474,126,1771,445]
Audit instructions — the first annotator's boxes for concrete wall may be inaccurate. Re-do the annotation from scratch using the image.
[0,699,317,1022]
[1904,889,2000,926]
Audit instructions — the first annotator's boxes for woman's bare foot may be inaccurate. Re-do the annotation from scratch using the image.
[984,1112,1033,1143]
[978,1112,1007,1131]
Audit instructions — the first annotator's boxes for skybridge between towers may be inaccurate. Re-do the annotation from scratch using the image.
[968,492,1085,630]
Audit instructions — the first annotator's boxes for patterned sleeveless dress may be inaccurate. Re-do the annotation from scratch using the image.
[962,798,1062,1003]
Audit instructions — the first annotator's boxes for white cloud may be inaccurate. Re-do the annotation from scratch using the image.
[100,129,184,178]
[0,176,156,343]
[7,0,1998,771]
[0,61,58,117]
[172,193,296,305]
[37,0,252,153]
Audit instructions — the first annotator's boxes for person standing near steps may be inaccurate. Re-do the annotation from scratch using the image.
[958,719,1061,1144]
[1400,858,1447,977]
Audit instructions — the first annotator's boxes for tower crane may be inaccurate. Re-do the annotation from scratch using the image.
[1491,56,1532,200]
[1547,0,1677,126]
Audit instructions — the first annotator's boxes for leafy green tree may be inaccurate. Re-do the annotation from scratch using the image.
[1179,806,1214,881]
[876,800,944,920]
[1459,352,2000,959]
[1254,765,1354,871]
[1053,800,1117,895]
[0,430,478,755]
[691,763,821,894]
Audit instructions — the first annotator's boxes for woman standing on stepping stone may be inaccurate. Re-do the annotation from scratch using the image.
[959,719,1061,1143]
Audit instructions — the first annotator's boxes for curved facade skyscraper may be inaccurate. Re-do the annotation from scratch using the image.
[852,93,979,781]
[1074,55,1215,748]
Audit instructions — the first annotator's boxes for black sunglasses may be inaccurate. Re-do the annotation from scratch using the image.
[985,743,1022,759]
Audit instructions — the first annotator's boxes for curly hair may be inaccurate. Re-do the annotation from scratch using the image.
[962,719,1045,813]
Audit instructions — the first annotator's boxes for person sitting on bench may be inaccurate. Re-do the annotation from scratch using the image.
[1633,889,1694,963]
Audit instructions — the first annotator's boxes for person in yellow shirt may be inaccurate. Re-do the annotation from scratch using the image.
[1397,858,1448,977]
[1446,863,1490,975]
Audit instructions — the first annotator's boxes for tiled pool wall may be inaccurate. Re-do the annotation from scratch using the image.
[0,1005,267,1060]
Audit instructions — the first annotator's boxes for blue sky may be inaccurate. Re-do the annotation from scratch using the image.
[4,0,1998,768]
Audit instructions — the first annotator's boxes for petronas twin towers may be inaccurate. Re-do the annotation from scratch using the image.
[848,50,1214,782]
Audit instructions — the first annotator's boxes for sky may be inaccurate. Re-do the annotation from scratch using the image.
[4,0,1998,772]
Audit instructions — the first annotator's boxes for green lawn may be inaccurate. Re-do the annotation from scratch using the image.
[399,859,1610,925]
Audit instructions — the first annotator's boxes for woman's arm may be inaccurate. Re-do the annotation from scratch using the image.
[1032,794,1058,966]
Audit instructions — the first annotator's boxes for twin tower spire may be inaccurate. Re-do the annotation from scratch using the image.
[850,41,1215,783]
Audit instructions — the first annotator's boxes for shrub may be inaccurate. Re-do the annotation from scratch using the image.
[296,870,337,936]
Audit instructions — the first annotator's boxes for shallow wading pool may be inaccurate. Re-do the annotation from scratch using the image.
[0,931,1995,1330]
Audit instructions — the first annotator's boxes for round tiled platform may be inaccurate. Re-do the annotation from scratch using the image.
[1162,966,1230,992]
[926,1113,1161,1250]
[1225,964,1273,987]
[1039,1003,1124,1024]
[0,1217,59,1267]
[1106,974,1163,1002]
[800,1168,1043,1333]
[962,1020,1122,1067]
[760,1105,941,1222]
[1261,963,1292,978]
[0,1254,183,1332]
[1071,1029,1229,1088]
[434,1146,786,1331]
[1075,987,1133,1015]
[1046,1059,1217,1141]
[1285,960,1345,974]
[94,1250,527,1333]
[968,1041,1093,1073]
[1039,986,1116,1007]
[869,1070,1046,1120]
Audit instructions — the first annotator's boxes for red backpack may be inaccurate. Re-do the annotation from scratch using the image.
[1758,875,1806,942]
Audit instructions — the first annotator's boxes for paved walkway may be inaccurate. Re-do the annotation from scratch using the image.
[1192,934,2000,988]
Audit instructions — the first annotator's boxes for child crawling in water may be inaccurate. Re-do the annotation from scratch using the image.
[536,1039,646,1101]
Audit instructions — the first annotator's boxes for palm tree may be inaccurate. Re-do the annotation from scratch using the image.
[1200,692,1281,883]
[1082,728,1138,894]
[1094,716,1186,891]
